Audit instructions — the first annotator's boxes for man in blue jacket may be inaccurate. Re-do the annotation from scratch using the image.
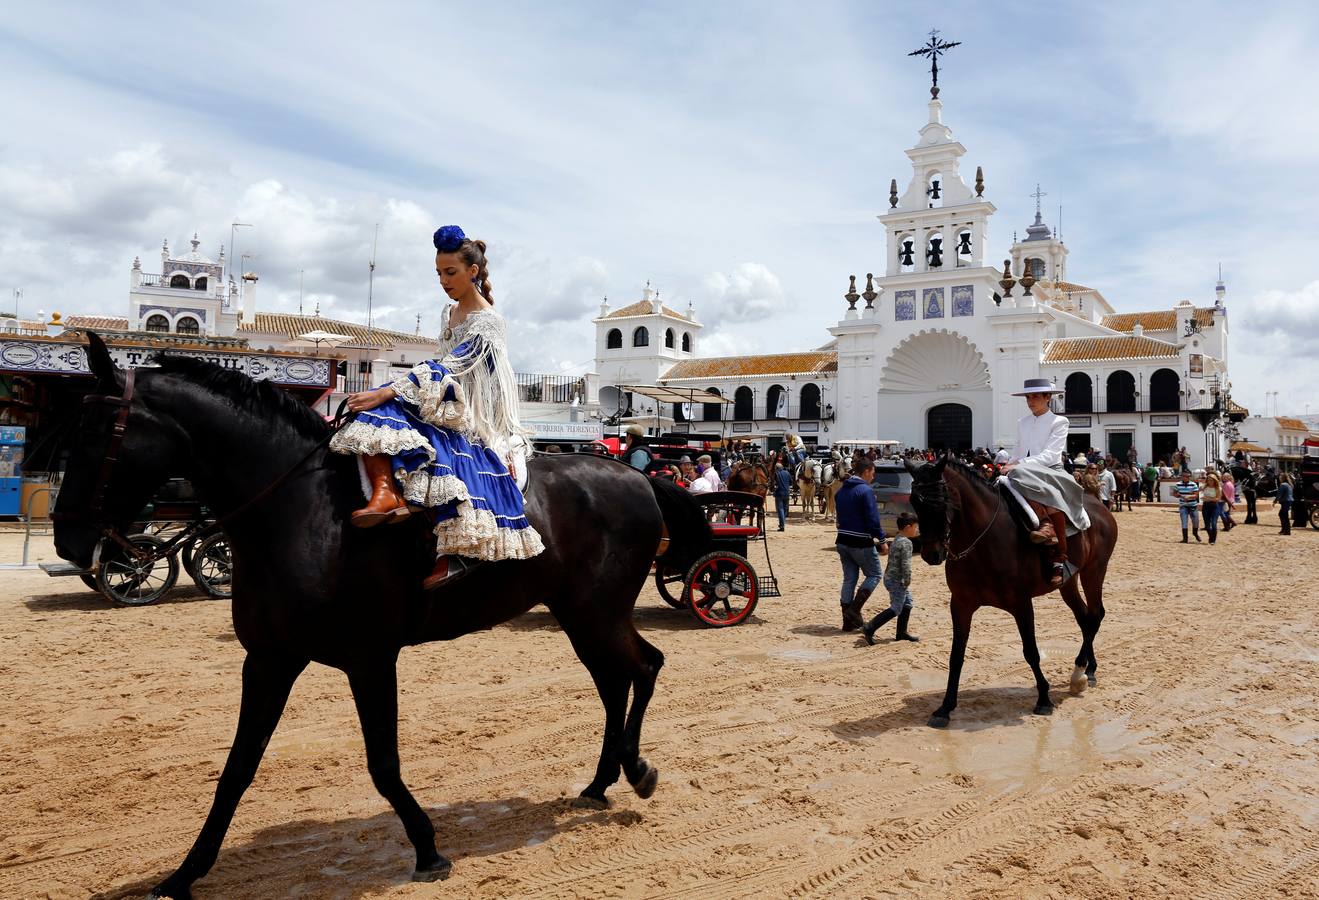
[773,461,792,531]
[835,457,888,631]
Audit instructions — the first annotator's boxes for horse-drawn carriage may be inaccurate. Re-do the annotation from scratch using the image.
[41,477,232,605]
[652,490,780,627]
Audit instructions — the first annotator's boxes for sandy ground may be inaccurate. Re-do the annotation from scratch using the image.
[0,507,1316,899]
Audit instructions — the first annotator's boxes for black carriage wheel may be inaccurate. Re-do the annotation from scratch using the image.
[192,532,234,600]
[654,564,688,609]
[79,574,99,592]
[685,551,758,628]
[1310,505,1319,530]
[95,534,180,607]
[181,537,200,579]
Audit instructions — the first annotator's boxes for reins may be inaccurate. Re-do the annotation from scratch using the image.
[915,465,1005,563]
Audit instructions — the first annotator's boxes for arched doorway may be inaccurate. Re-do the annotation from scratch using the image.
[927,403,972,452]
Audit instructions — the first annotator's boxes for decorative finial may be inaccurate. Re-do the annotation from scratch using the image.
[191,232,200,252]
[975,166,984,197]
[844,275,860,311]
[862,274,878,309]
[415,312,422,335]
[998,260,1016,299]
[889,178,899,209]
[132,256,141,270]
[908,28,960,99]
[1020,267,1035,297]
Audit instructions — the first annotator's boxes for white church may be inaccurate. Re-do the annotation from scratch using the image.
[594,85,1236,468]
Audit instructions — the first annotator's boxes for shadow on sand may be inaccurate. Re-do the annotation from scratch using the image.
[503,606,765,634]
[90,794,643,900]
[22,585,211,613]
[828,685,1076,740]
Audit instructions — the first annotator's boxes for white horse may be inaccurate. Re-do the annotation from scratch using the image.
[795,457,818,522]
[819,459,845,522]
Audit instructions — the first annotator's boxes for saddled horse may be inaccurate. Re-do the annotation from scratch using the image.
[52,335,712,898]
[906,455,1117,728]
[794,457,818,522]
[817,460,844,522]
[1111,467,1134,512]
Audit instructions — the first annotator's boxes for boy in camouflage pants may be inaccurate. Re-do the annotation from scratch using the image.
[862,513,921,645]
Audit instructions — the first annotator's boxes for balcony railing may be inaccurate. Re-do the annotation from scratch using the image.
[1060,397,1203,416]
[516,373,584,404]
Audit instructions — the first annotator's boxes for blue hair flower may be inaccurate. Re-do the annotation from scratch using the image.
[433,225,467,253]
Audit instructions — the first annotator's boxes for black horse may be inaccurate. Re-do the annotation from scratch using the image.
[906,455,1117,728]
[53,334,710,898]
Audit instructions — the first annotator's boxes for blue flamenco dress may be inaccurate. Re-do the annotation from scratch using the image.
[329,309,545,561]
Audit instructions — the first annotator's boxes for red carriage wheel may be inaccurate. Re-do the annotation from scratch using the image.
[684,551,758,627]
[653,564,688,609]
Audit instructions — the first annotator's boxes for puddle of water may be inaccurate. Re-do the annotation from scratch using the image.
[732,647,833,664]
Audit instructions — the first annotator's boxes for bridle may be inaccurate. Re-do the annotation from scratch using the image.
[58,368,353,565]
[910,469,1003,563]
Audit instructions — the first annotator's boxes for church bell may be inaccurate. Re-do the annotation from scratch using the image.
[899,240,915,266]
[957,232,972,255]
[926,236,943,268]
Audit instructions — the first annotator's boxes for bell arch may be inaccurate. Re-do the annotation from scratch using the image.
[879,329,991,393]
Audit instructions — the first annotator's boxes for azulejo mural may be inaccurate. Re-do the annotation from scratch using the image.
[922,287,944,319]
[0,340,333,388]
[952,284,974,317]
[894,290,916,321]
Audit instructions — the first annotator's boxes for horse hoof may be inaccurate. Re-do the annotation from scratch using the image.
[1087,675,1098,688]
[572,793,610,810]
[412,855,453,882]
[632,762,659,799]
[147,879,191,900]
[1033,704,1054,716]
[928,714,950,729]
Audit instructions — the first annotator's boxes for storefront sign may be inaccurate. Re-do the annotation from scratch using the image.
[1065,415,1091,428]
[1149,414,1180,427]
[525,421,603,441]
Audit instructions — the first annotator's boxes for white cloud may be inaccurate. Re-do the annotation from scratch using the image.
[700,263,788,325]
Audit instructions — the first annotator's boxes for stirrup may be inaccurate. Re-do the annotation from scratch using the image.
[423,556,479,592]
[1049,563,1065,586]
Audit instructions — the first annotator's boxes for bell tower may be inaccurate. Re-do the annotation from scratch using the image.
[1008,184,1068,283]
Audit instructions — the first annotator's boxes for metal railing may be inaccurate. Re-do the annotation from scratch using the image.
[515,373,584,404]
[0,486,55,570]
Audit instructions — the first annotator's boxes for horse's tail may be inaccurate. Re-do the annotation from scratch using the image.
[649,475,711,572]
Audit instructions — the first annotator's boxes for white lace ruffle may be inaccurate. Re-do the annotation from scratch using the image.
[330,420,431,457]
[397,468,544,560]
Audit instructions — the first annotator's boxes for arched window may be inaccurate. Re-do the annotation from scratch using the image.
[169,273,190,289]
[702,387,722,422]
[681,332,691,352]
[925,230,945,269]
[1149,368,1180,412]
[175,316,200,336]
[1106,370,1136,413]
[145,314,169,333]
[194,276,208,291]
[606,328,622,349]
[766,384,787,419]
[664,328,674,348]
[632,326,649,348]
[733,386,753,421]
[1064,372,1093,414]
[799,383,821,419]
[926,171,943,208]
[1027,257,1046,279]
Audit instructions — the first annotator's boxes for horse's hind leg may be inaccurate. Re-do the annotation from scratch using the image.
[148,654,307,900]
[1079,563,1108,687]
[1059,580,1092,695]
[345,658,448,882]
[1013,600,1053,716]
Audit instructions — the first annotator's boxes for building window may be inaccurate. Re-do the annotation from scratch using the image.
[799,383,821,419]
[664,328,674,348]
[632,326,649,348]
[1149,368,1180,412]
[169,274,190,289]
[681,332,691,352]
[1106,370,1136,413]
[145,314,169,333]
[1064,372,1093,414]
[1027,257,1046,279]
[766,384,787,419]
[702,387,722,422]
[194,276,208,291]
[672,402,686,422]
[175,316,200,336]
[606,328,622,349]
[733,386,753,421]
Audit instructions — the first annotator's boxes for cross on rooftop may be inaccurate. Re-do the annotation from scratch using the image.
[1031,183,1048,215]
[908,29,960,98]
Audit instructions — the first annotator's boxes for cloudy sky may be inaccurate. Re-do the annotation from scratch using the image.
[2,2,1317,416]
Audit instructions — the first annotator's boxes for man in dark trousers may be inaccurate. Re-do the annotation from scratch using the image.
[834,457,888,631]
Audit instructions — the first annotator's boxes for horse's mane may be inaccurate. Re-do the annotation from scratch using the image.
[150,355,330,441]
[933,457,1000,501]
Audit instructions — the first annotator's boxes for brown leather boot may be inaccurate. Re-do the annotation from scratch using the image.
[423,555,477,591]
[1027,501,1059,545]
[351,454,410,527]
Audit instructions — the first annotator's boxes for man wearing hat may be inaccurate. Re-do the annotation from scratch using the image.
[621,423,653,471]
[1000,378,1091,586]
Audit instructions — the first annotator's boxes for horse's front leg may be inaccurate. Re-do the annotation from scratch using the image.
[148,653,307,899]
[929,603,975,728]
[1013,600,1054,715]
[346,657,449,882]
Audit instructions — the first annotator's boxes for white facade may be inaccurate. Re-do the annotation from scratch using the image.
[129,235,240,337]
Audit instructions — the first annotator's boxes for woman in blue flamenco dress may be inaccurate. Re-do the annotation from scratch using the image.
[330,226,544,590]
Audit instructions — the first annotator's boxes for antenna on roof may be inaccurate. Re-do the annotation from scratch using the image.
[298,269,305,316]
[366,223,379,353]
[1058,205,1063,241]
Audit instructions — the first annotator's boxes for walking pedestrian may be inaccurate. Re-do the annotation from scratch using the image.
[1097,462,1117,510]
[1274,474,1293,535]
[1174,470,1202,543]
[1220,472,1237,530]
[1201,471,1222,544]
[773,461,791,531]
[1142,461,1158,502]
[834,457,888,631]
[862,513,920,644]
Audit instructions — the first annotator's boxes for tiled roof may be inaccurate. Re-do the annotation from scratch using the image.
[661,351,837,380]
[1100,308,1215,333]
[240,312,432,349]
[1277,416,1308,431]
[1053,281,1096,294]
[1042,335,1180,363]
[63,315,130,331]
[1227,399,1249,416]
[601,300,686,319]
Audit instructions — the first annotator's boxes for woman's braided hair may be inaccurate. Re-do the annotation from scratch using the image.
[433,225,494,303]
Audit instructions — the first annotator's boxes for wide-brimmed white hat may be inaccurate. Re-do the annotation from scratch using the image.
[1011,377,1065,396]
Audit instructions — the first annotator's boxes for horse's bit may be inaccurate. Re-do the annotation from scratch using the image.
[912,478,1004,563]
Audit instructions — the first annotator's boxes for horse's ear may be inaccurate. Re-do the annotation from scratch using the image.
[85,332,118,386]
[933,455,949,474]
[903,458,919,476]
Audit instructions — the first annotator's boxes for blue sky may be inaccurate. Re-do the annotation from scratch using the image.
[1,1,1317,416]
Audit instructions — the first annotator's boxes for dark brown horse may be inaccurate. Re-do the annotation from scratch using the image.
[52,336,712,898]
[727,460,770,499]
[906,455,1117,728]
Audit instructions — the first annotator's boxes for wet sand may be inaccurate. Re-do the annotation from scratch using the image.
[0,507,1316,898]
